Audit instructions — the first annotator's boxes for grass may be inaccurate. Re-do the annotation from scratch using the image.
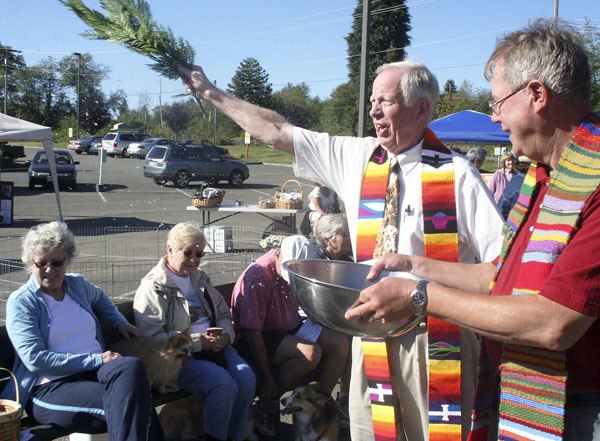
[227,143,293,164]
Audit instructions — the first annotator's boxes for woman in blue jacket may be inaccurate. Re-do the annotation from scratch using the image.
[1,222,162,441]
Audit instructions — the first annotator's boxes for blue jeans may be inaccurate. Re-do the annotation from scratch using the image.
[565,393,600,441]
[178,346,256,441]
[29,357,163,441]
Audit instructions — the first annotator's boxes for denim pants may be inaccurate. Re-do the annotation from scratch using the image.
[29,357,163,441]
[178,346,256,441]
[564,393,600,441]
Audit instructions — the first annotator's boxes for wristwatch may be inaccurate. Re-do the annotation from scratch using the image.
[409,280,429,316]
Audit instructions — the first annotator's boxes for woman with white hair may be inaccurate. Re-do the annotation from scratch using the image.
[2,222,162,441]
[134,222,255,441]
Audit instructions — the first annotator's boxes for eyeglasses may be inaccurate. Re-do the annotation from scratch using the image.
[182,249,205,259]
[33,259,65,269]
[337,232,350,239]
[488,84,527,114]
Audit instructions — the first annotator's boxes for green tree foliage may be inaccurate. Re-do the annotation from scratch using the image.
[319,82,358,135]
[320,0,411,135]
[163,101,192,137]
[227,57,273,107]
[435,80,490,119]
[0,44,26,116]
[272,83,321,129]
[13,58,71,127]
[582,20,600,111]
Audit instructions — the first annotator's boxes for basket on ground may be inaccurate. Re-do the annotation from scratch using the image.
[0,368,22,441]
[274,179,303,209]
[191,188,225,208]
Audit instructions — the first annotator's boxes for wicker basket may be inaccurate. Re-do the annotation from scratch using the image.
[0,368,21,441]
[258,198,275,209]
[274,179,304,209]
[191,189,225,208]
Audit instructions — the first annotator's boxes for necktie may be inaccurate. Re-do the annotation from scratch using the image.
[362,155,400,441]
[373,156,400,258]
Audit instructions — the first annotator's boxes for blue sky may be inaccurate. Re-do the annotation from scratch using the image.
[3,0,600,109]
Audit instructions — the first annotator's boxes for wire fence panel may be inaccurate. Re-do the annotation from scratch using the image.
[0,225,293,325]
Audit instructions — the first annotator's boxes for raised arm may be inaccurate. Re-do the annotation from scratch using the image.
[178,64,295,153]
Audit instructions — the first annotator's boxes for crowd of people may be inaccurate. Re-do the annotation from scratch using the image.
[2,17,598,441]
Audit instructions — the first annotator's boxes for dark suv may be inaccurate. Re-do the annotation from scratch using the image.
[143,144,249,188]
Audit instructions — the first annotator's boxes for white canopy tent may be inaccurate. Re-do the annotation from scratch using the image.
[0,112,63,221]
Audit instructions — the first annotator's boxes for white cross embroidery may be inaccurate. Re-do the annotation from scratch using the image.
[369,383,393,402]
[429,404,461,421]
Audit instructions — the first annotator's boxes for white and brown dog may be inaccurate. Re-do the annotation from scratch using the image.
[281,382,340,441]
[110,331,193,395]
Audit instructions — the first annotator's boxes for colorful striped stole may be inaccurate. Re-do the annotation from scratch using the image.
[468,114,600,441]
[357,129,462,440]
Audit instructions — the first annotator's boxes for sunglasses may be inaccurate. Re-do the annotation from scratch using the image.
[33,259,65,269]
[182,249,205,259]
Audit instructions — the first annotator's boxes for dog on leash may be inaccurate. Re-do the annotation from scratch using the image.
[281,382,340,441]
[110,331,193,394]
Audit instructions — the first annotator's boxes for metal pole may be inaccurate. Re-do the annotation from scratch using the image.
[213,80,218,144]
[74,52,82,139]
[554,0,559,19]
[357,0,371,137]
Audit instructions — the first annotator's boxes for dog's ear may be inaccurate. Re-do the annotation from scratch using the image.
[312,395,339,429]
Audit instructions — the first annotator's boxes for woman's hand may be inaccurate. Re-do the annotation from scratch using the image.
[101,350,121,364]
[203,332,231,352]
[117,321,142,340]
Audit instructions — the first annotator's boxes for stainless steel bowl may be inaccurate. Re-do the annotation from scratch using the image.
[283,259,422,337]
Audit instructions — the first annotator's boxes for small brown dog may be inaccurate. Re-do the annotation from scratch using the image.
[110,332,193,394]
[158,395,203,441]
[281,382,340,441]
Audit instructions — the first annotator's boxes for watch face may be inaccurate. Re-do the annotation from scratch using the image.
[412,291,426,306]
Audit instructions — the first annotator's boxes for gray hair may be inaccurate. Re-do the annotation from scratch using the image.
[376,59,439,121]
[167,222,206,251]
[21,222,77,271]
[466,147,487,165]
[314,214,349,247]
[484,18,591,108]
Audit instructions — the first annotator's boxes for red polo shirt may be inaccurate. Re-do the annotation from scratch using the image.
[489,165,600,391]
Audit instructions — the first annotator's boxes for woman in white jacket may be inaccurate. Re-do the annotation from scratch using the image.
[134,223,255,441]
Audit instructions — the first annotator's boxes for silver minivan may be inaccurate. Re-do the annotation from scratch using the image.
[143,145,249,188]
[102,132,149,157]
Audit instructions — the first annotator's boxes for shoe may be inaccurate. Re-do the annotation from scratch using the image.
[253,401,278,438]
[336,392,350,428]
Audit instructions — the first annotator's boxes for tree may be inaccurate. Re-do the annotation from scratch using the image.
[0,44,26,116]
[163,101,192,137]
[272,83,321,129]
[13,57,71,127]
[336,0,412,135]
[319,82,358,135]
[435,80,490,119]
[582,19,600,111]
[227,57,273,107]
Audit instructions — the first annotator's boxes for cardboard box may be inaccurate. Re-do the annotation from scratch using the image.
[204,226,233,253]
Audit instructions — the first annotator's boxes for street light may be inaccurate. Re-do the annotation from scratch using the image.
[3,47,21,115]
[73,52,82,139]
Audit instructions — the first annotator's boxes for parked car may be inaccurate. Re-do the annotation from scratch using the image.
[176,139,232,158]
[88,137,103,155]
[67,135,103,154]
[28,149,79,190]
[127,137,173,159]
[102,132,149,157]
[0,143,26,163]
[143,144,249,188]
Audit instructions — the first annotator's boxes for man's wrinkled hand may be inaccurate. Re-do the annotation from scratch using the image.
[366,254,415,281]
[345,277,416,322]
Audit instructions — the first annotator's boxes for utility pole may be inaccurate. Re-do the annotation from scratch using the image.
[3,47,21,115]
[73,52,82,139]
[357,0,371,137]
[554,0,559,19]
[213,80,218,144]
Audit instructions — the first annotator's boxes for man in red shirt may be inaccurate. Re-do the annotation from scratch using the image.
[345,18,600,441]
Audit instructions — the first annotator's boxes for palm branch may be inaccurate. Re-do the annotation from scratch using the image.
[60,0,195,81]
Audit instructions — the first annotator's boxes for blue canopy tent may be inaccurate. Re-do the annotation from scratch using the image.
[429,110,511,145]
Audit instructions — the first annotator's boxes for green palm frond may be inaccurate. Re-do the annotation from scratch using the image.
[60,0,195,80]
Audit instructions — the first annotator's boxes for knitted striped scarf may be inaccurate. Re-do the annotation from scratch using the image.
[468,113,600,441]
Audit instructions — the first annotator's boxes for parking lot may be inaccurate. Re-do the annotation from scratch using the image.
[0,147,312,316]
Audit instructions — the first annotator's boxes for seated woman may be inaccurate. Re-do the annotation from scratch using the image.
[134,223,255,441]
[1,221,162,441]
